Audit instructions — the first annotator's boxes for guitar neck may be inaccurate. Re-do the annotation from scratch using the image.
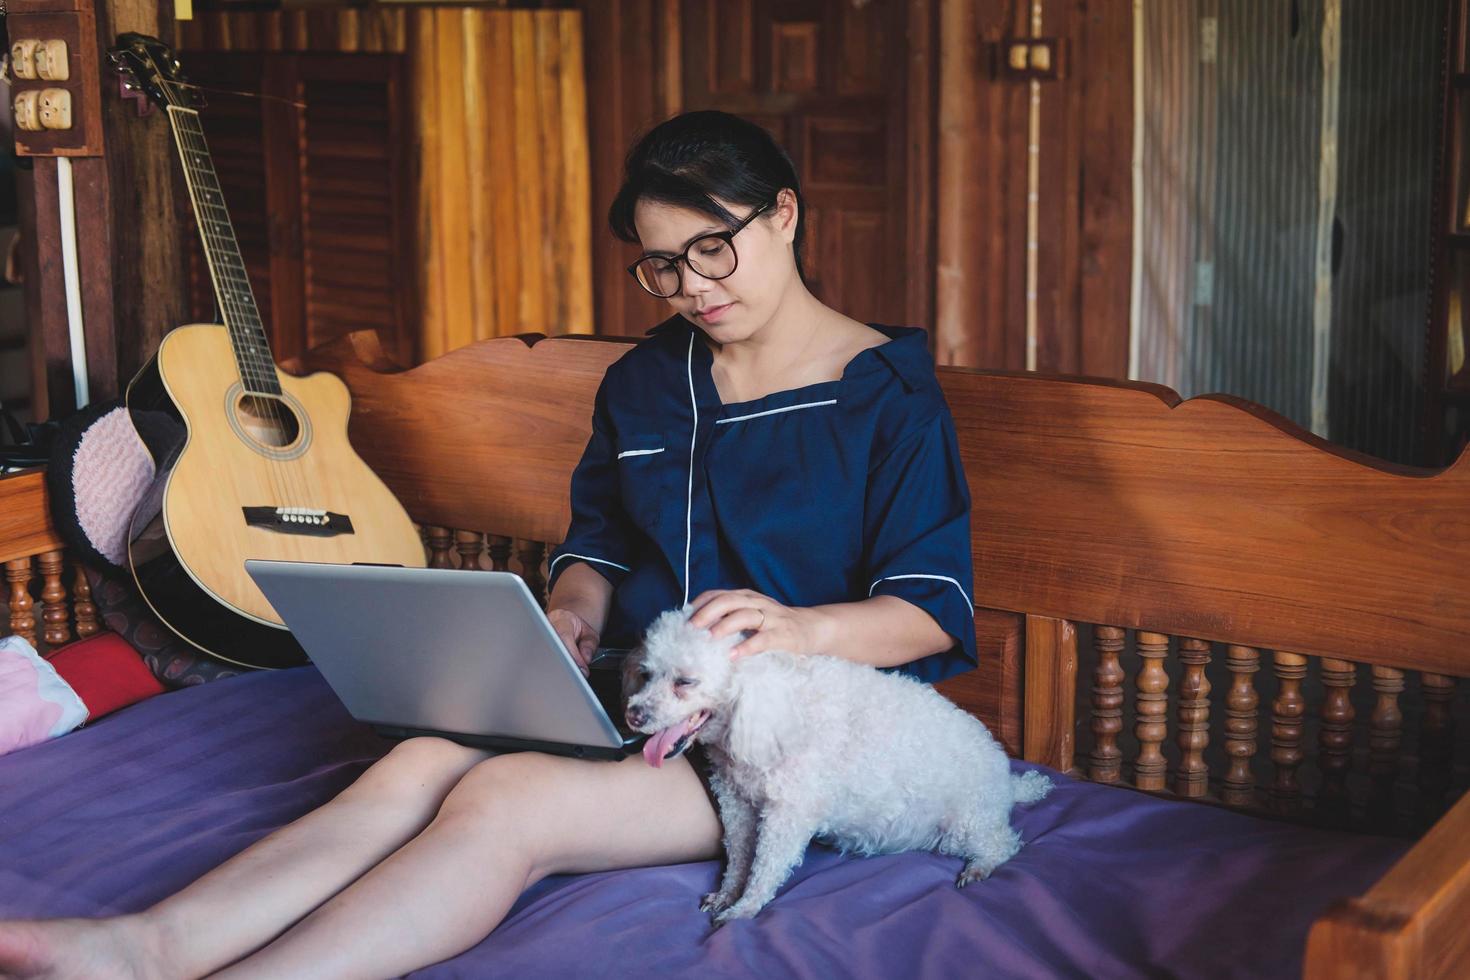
[166,104,281,396]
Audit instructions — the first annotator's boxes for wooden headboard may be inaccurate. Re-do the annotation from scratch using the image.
[3,328,1467,977]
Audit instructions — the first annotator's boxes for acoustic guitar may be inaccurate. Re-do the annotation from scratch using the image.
[110,34,426,669]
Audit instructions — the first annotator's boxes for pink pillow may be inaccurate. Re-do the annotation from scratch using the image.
[0,634,87,755]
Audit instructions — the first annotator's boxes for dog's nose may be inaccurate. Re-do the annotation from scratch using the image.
[626,705,648,729]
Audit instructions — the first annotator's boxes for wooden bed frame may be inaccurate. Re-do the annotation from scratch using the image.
[3,329,1467,978]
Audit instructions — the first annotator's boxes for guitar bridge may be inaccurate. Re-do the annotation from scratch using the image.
[243,506,355,538]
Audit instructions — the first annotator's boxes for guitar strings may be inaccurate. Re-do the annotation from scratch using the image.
[167,79,308,110]
[170,97,306,512]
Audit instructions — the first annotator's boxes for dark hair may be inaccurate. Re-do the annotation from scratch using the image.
[609,110,806,280]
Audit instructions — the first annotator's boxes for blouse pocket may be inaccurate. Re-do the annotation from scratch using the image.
[616,432,678,533]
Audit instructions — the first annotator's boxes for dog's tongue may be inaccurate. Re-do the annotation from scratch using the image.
[641,713,702,768]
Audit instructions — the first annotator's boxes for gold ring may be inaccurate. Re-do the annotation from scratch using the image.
[756,610,766,631]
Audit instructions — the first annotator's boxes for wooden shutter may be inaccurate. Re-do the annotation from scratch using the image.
[183,51,416,367]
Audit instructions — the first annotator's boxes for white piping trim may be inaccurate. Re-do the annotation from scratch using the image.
[683,333,697,606]
[715,399,838,424]
[616,447,665,459]
[868,573,976,617]
[550,552,632,576]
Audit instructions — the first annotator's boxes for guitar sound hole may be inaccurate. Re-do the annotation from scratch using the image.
[236,394,301,449]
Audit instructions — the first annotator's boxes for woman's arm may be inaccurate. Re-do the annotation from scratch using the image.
[688,589,955,670]
[803,595,955,669]
[546,562,616,672]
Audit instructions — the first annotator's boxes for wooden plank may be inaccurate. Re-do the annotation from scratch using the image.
[941,368,1470,676]
[936,609,1025,757]
[437,8,473,353]
[464,10,494,344]
[95,0,192,387]
[70,158,119,403]
[486,10,521,336]
[1022,614,1077,770]
[409,10,444,360]
[18,159,70,419]
[904,0,936,332]
[263,55,305,364]
[535,13,567,331]
[554,11,595,334]
[510,12,547,333]
[1078,0,1133,379]
[1306,789,1470,978]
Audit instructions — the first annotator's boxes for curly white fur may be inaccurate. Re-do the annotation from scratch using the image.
[622,605,1052,925]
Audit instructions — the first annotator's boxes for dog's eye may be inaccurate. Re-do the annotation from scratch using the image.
[673,676,698,689]
[638,668,652,682]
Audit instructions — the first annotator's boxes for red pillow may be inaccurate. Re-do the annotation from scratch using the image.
[46,632,166,720]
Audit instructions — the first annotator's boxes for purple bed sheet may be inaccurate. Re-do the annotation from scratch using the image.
[0,667,1409,979]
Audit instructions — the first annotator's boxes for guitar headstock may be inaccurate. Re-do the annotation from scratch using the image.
[108,33,204,112]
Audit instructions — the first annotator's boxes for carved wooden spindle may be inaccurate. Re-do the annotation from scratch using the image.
[38,551,72,647]
[487,535,513,572]
[1418,672,1457,823]
[517,539,547,605]
[1173,637,1212,798]
[1368,665,1405,831]
[425,526,455,569]
[1316,658,1357,825]
[1269,652,1308,813]
[1133,631,1170,792]
[454,530,490,570]
[6,557,37,646]
[72,564,98,638]
[1222,645,1261,807]
[1088,625,1126,784]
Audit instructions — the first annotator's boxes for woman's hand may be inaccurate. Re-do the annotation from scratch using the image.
[688,589,829,660]
[547,607,599,675]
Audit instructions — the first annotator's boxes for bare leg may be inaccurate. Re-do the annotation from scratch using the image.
[213,748,721,980]
[0,737,488,980]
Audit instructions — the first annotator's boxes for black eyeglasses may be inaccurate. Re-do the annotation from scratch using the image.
[627,203,772,298]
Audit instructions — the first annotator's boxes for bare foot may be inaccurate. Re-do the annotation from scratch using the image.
[0,915,165,980]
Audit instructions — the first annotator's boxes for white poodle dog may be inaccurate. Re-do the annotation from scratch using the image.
[622,605,1053,925]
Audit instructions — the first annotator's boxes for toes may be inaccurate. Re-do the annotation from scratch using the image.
[956,867,991,887]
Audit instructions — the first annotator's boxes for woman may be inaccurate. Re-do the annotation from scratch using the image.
[0,110,976,979]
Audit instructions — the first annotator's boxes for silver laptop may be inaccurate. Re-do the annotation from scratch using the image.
[244,559,642,761]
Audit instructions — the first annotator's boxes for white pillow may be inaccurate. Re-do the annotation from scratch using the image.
[0,633,87,755]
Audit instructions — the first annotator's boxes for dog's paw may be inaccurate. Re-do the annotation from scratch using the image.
[956,866,991,888]
[711,901,762,925]
[700,891,734,914]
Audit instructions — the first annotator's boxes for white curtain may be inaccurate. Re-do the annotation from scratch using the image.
[1131,0,1439,465]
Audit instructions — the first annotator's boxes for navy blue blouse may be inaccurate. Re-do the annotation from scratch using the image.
[547,316,977,684]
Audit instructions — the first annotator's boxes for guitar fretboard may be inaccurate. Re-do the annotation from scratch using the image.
[167,105,282,396]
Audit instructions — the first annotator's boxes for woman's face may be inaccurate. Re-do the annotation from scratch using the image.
[632,192,798,341]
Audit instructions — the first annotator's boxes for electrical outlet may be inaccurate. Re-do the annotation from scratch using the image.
[7,4,103,156]
[10,39,40,80]
[13,91,41,131]
[38,88,72,130]
[35,40,69,82]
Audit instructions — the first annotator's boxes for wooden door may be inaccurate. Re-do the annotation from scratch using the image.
[581,0,934,339]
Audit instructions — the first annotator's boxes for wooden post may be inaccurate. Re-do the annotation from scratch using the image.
[1022,614,1076,772]
[13,0,190,422]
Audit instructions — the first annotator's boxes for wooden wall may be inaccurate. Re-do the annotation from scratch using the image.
[576,0,937,341]
[934,0,1134,376]
[578,0,1135,375]
[177,7,593,362]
